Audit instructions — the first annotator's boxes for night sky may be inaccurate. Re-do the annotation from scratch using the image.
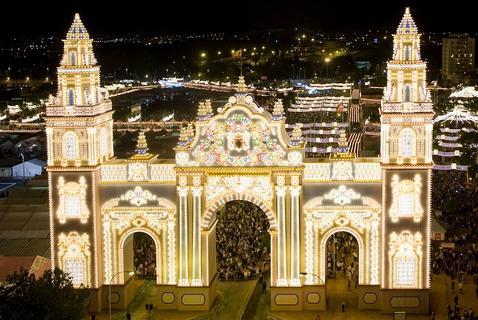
[1,0,476,38]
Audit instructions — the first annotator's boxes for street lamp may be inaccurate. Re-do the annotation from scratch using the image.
[109,270,135,320]
[300,272,327,319]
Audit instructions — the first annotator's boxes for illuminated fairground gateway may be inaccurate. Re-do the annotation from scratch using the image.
[47,9,432,314]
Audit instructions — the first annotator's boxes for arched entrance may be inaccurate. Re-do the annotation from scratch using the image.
[324,230,360,312]
[215,200,271,281]
[122,231,158,281]
[118,229,161,284]
[199,190,278,289]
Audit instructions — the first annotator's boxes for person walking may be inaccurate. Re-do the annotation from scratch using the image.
[261,274,267,294]
[341,299,346,312]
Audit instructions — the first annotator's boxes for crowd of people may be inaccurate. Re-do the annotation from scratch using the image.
[432,171,478,275]
[133,233,157,280]
[432,170,478,319]
[216,201,270,281]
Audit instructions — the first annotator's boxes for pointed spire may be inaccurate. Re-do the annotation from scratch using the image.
[135,130,149,155]
[66,13,90,40]
[237,76,247,92]
[396,7,418,34]
[272,99,284,120]
[290,123,303,146]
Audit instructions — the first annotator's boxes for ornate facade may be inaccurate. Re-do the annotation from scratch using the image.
[48,9,431,314]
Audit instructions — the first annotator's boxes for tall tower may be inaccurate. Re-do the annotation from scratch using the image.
[380,7,433,313]
[46,13,113,301]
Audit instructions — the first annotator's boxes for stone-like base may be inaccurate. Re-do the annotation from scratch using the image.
[380,289,429,314]
[177,276,218,311]
[270,287,303,311]
[302,285,326,311]
[87,288,103,314]
[357,285,381,310]
[157,285,178,310]
[102,277,143,310]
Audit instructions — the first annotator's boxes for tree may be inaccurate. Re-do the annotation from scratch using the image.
[0,268,90,320]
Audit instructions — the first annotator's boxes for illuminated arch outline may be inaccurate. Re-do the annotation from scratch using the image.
[118,228,161,284]
[304,192,381,286]
[201,192,276,231]
[101,193,176,286]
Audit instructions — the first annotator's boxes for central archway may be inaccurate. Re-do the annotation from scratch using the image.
[200,190,278,289]
[215,200,271,281]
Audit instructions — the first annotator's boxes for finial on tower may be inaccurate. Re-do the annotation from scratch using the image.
[135,130,149,155]
[237,76,247,92]
[338,130,348,152]
[197,99,213,120]
[272,99,285,120]
[178,125,190,146]
[290,123,303,146]
[186,123,195,140]
[396,7,417,34]
[130,130,156,160]
[331,130,355,159]
[66,13,89,40]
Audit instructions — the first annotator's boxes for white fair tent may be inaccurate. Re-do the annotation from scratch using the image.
[449,86,478,99]
[434,105,478,124]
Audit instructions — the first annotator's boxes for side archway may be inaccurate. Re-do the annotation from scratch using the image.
[118,227,161,284]
[101,193,176,286]
[304,192,381,286]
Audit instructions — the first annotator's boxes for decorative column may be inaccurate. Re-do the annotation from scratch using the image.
[87,127,96,165]
[270,229,278,286]
[167,215,176,285]
[275,175,287,286]
[46,127,54,166]
[289,174,301,286]
[178,176,189,286]
[191,176,202,286]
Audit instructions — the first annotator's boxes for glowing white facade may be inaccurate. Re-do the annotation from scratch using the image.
[48,9,431,314]
[380,7,432,296]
